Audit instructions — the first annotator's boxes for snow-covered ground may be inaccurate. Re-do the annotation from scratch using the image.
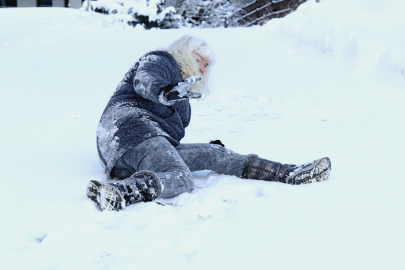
[1,0,404,269]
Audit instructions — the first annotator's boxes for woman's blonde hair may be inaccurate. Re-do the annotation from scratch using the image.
[167,35,215,98]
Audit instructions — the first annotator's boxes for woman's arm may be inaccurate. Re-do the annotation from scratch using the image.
[133,52,178,104]
[133,51,201,106]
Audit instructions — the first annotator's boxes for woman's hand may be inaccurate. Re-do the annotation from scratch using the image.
[172,75,201,98]
[185,91,202,99]
[159,76,202,105]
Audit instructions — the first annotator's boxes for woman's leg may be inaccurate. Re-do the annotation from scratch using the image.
[90,138,332,211]
[175,143,291,181]
[175,143,247,177]
[112,139,331,197]
[175,143,331,185]
[113,136,194,199]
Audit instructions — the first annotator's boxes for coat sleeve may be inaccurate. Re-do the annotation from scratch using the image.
[133,53,178,104]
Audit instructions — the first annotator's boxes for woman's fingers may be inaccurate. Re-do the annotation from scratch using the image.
[186,91,202,99]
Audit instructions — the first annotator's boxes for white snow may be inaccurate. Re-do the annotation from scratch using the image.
[1,1,404,269]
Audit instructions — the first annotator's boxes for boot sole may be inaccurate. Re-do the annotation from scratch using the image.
[87,180,126,211]
[286,157,331,185]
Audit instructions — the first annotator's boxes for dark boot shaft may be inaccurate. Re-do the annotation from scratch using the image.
[243,155,295,183]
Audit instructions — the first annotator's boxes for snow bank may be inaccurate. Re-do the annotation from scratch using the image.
[265,0,405,75]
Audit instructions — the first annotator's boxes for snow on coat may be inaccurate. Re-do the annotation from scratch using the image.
[96,50,191,177]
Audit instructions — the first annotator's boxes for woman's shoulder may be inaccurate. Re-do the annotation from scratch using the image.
[137,50,181,80]
[139,50,176,65]
[143,49,171,56]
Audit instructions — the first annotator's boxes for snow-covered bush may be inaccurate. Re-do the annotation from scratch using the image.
[175,0,245,28]
[83,0,245,28]
[83,0,182,29]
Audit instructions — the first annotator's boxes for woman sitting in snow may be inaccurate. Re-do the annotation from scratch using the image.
[87,35,332,211]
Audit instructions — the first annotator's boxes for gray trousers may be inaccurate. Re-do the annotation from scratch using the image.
[111,136,247,198]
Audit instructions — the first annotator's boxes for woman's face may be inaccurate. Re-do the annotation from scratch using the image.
[193,54,209,76]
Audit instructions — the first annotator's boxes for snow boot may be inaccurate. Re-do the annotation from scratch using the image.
[242,155,331,185]
[286,157,331,185]
[86,170,163,211]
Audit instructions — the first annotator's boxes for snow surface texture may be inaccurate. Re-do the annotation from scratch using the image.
[0,1,404,269]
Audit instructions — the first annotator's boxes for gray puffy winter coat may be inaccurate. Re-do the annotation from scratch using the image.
[96,50,191,177]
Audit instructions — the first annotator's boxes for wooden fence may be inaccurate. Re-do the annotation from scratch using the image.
[241,0,307,26]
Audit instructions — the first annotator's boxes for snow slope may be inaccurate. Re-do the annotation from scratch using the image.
[0,1,404,269]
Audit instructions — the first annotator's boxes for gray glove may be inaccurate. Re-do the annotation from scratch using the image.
[172,75,202,98]
[159,75,202,106]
